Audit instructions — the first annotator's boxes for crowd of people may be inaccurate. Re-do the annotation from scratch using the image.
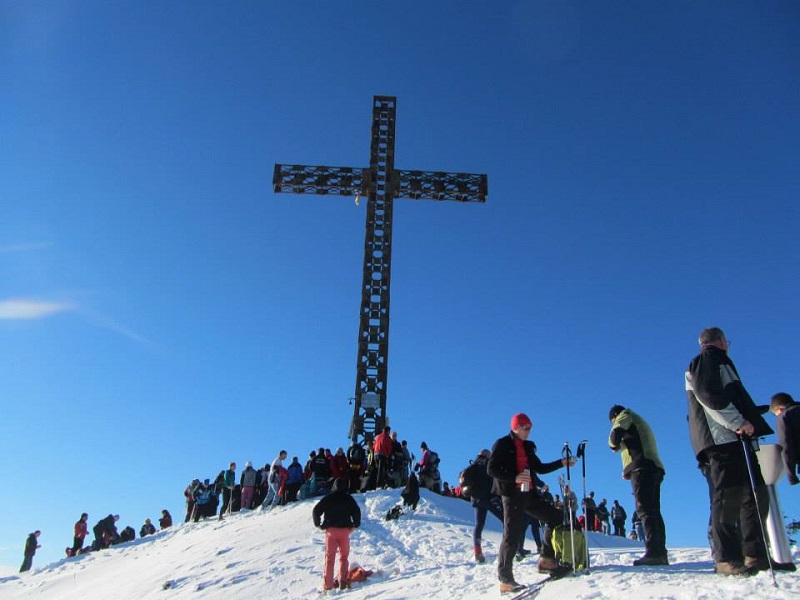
[181,431,442,524]
[17,327,800,594]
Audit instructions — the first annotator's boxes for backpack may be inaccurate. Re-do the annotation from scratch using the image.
[550,524,587,570]
[348,444,365,464]
[214,470,225,494]
[458,460,481,500]
[384,505,403,521]
[428,451,441,471]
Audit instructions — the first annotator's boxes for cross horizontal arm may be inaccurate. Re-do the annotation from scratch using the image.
[273,164,369,196]
[395,170,488,202]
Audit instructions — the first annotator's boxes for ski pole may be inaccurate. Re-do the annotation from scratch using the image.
[739,435,778,587]
[562,443,577,574]
[577,440,590,571]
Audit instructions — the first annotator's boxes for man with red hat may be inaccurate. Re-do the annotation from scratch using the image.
[488,413,575,593]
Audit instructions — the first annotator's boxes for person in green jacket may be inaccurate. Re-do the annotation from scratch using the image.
[609,405,668,566]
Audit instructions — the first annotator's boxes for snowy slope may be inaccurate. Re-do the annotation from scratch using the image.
[1,489,797,599]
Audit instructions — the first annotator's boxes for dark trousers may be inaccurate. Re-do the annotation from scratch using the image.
[185,500,195,523]
[20,554,33,572]
[71,536,85,554]
[630,469,667,557]
[705,442,768,563]
[613,518,625,536]
[375,455,389,488]
[220,488,232,516]
[498,492,561,584]
[473,497,504,546]
[519,517,542,552]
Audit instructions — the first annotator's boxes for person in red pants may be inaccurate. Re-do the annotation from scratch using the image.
[312,478,361,591]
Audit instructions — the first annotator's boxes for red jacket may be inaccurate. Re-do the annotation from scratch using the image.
[373,432,393,456]
[74,520,88,539]
[330,454,349,478]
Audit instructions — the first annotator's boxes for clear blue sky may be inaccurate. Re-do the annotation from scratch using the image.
[1,1,798,570]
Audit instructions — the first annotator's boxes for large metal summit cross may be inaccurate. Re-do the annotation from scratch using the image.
[273,96,487,444]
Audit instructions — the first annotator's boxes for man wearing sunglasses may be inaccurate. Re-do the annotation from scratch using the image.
[488,413,576,593]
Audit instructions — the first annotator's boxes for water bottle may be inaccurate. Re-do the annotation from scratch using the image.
[520,468,530,492]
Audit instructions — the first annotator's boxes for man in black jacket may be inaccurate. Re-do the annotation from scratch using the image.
[487,413,575,593]
[312,478,361,591]
[19,530,41,572]
[685,327,773,576]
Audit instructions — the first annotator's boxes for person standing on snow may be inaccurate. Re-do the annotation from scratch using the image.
[312,478,361,591]
[72,513,89,555]
[219,462,237,519]
[608,404,668,565]
[685,326,773,576]
[19,531,41,572]
[468,449,501,563]
[487,412,575,594]
[240,462,257,510]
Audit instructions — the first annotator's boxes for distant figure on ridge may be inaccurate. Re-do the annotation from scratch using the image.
[19,530,41,573]
[240,462,257,510]
[92,514,119,550]
[159,509,173,530]
[140,518,156,537]
[219,461,236,519]
[72,513,89,555]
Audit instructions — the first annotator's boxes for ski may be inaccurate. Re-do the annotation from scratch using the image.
[507,566,572,600]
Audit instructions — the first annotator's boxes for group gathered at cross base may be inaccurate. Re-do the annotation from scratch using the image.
[17,326,800,596]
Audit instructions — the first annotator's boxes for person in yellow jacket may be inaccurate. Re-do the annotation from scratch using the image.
[609,405,668,566]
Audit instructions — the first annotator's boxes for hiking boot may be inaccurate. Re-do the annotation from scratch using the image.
[474,545,485,563]
[339,579,350,590]
[499,581,526,593]
[537,556,558,573]
[744,556,771,571]
[633,555,669,566]
[714,561,756,576]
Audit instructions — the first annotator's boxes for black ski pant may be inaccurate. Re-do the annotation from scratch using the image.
[20,554,34,573]
[185,500,195,523]
[473,495,503,547]
[630,468,667,557]
[498,492,561,584]
[518,516,542,553]
[220,488,233,516]
[71,536,85,554]
[612,518,625,536]
[704,442,768,563]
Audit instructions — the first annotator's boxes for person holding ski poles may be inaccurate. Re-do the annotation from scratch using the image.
[608,404,668,566]
[487,413,576,594]
[685,327,773,576]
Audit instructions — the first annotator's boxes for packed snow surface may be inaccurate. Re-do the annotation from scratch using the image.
[1,489,797,599]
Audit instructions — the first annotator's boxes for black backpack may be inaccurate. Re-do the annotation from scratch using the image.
[459,460,482,499]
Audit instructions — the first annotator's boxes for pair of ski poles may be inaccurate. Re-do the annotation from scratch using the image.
[561,440,589,574]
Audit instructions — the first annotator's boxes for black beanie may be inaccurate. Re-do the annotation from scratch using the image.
[609,405,625,420]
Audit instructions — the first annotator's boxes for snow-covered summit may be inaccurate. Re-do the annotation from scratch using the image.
[1,489,797,599]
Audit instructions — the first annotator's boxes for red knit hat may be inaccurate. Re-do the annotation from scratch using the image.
[510,413,532,431]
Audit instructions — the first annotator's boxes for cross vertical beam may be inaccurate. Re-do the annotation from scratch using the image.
[273,96,487,445]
